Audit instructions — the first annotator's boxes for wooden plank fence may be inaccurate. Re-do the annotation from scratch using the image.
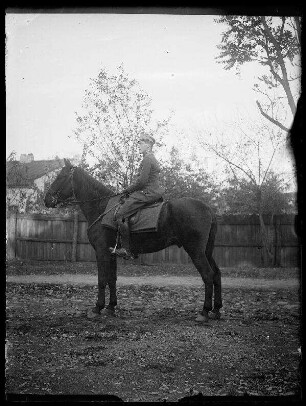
[6,212,299,267]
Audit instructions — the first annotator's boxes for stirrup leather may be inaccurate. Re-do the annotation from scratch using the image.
[109,225,120,254]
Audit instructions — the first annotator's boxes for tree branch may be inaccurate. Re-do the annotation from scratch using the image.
[293,17,301,46]
[201,141,258,186]
[256,101,289,132]
[260,148,276,187]
[260,16,297,115]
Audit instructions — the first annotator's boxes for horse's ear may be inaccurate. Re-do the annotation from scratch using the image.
[64,158,72,168]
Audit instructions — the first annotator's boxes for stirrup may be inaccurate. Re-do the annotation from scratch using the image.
[110,247,135,260]
[109,225,121,254]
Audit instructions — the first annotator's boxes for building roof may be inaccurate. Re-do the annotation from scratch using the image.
[6,159,64,187]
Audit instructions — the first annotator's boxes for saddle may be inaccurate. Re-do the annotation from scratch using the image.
[101,196,164,233]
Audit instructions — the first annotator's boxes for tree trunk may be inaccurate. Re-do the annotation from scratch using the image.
[258,213,274,267]
[72,209,79,262]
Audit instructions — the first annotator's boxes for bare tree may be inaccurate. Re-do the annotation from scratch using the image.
[198,118,295,266]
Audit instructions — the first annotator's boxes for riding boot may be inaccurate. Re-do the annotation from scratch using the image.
[110,219,134,260]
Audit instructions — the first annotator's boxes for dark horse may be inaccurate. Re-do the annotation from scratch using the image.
[44,159,222,323]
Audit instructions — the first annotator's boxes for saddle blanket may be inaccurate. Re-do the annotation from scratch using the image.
[101,195,164,233]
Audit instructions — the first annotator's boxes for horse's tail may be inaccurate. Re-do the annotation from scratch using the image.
[205,212,217,259]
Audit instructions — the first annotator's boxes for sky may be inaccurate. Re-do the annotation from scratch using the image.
[6,12,263,160]
[5,11,299,192]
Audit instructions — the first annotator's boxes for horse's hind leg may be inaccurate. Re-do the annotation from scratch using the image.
[205,219,222,318]
[184,242,214,323]
[194,253,215,323]
[209,257,222,319]
[205,250,222,315]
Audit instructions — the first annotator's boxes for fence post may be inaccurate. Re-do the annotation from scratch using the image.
[72,210,79,262]
[6,212,17,260]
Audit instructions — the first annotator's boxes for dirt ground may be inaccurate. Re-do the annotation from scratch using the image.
[5,262,301,402]
[6,273,300,290]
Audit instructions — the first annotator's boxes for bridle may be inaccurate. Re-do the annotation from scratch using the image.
[46,167,77,207]
[46,166,122,230]
[47,166,120,207]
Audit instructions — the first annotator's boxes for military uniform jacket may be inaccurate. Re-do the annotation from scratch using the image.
[124,152,164,199]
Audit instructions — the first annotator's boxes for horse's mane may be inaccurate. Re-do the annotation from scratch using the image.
[74,167,113,197]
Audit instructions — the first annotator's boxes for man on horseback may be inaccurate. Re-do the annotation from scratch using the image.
[110,132,164,259]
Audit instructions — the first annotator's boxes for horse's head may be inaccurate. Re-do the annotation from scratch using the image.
[44,158,75,208]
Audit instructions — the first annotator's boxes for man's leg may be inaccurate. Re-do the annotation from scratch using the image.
[109,194,148,259]
[109,217,134,259]
[118,218,133,255]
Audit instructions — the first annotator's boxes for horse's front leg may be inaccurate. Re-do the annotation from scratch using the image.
[106,254,117,315]
[87,249,117,319]
[87,254,106,318]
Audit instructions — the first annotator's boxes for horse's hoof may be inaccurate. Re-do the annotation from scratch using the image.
[195,313,209,323]
[209,310,221,320]
[87,308,102,320]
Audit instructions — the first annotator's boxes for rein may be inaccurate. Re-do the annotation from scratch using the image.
[67,193,119,205]
[47,166,122,230]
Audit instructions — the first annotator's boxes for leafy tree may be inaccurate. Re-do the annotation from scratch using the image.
[161,147,218,208]
[221,172,293,216]
[73,64,171,190]
[211,15,300,265]
[6,151,33,213]
[220,172,294,267]
[215,16,301,131]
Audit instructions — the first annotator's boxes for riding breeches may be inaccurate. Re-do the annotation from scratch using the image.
[115,190,162,221]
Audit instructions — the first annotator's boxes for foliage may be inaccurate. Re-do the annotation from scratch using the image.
[221,172,293,216]
[160,147,219,208]
[72,65,222,206]
[73,64,171,191]
[215,16,301,130]
[216,16,300,72]
[209,16,301,264]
